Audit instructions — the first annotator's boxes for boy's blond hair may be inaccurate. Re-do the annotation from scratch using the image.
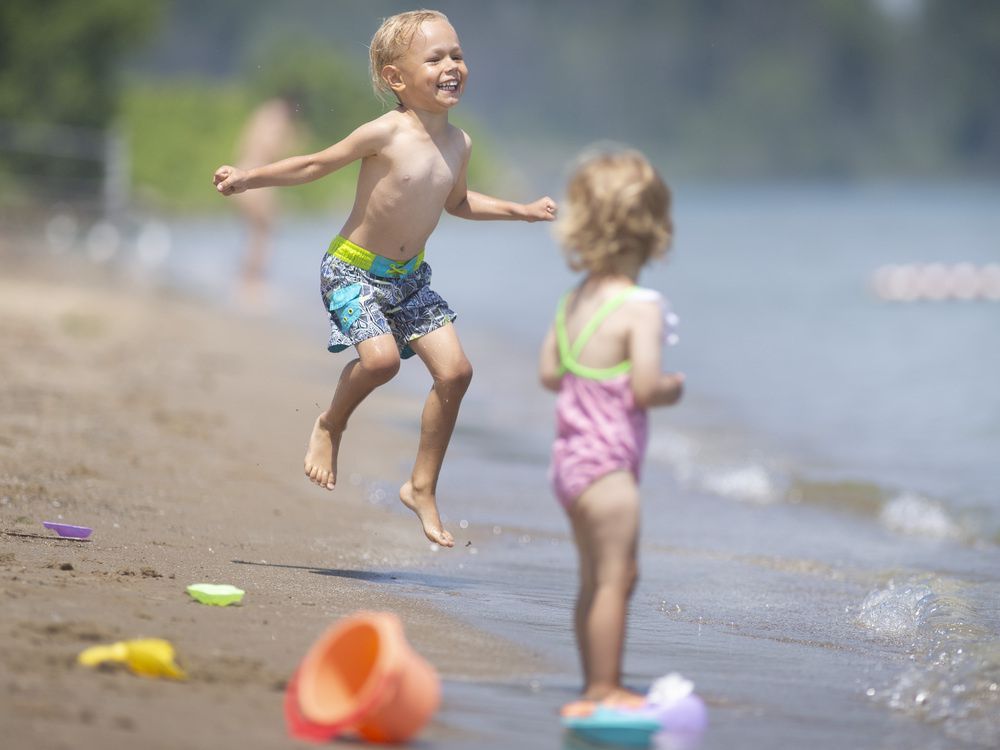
[369,9,450,102]
[555,148,672,273]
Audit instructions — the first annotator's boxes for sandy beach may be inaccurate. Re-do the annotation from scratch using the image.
[0,247,545,750]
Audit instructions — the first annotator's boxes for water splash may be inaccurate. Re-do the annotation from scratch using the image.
[859,576,1000,746]
[857,579,937,637]
[885,641,1000,747]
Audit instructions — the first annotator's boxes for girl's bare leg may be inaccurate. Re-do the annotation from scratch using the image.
[569,470,643,701]
[399,324,472,548]
[304,334,400,489]
[571,516,597,686]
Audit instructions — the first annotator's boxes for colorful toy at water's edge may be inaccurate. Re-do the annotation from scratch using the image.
[42,521,92,539]
[186,583,245,606]
[562,673,707,748]
[77,638,186,680]
[284,611,441,744]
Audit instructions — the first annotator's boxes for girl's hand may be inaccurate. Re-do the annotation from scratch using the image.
[659,372,685,406]
[213,165,248,196]
[524,196,557,222]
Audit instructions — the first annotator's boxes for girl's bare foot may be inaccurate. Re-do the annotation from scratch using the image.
[561,687,646,718]
[303,414,341,490]
[582,686,646,705]
[399,480,454,547]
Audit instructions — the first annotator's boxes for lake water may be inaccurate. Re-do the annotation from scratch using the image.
[155,183,999,749]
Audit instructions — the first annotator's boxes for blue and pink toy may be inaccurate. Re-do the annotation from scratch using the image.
[562,673,707,748]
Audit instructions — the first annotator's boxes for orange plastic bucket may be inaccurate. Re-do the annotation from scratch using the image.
[284,611,440,743]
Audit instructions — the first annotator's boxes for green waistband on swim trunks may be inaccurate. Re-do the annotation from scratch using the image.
[327,235,424,278]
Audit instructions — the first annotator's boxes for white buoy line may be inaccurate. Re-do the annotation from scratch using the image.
[871,263,1000,302]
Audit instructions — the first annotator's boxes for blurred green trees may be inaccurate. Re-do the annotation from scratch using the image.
[122,37,382,212]
[470,0,1000,178]
[0,0,160,127]
[3,0,999,214]
[916,0,1000,172]
[0,0,161,192]
[132,0,1000,182]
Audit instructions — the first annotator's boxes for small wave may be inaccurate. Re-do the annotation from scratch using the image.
[879,492,963,540]
[648,430,986,545]
[859,576,1000,746]
[647,431,783,504]
[697,464,778,504]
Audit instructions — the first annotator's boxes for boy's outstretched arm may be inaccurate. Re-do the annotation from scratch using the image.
[213,119,391,196]
[445,134,556,221]
[453,190,557,222]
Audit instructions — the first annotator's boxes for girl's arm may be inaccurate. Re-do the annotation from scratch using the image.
[628,302,685,408]
[445,134,556,221]
[213,119,391,195]
[539,324,563,392]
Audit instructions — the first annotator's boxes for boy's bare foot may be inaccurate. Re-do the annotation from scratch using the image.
[399,480,455,547]
[303,414,341,490]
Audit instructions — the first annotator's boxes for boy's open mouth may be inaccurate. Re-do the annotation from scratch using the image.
[437,80,460,93]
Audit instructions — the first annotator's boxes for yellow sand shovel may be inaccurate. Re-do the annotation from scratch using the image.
[77,638,186,680]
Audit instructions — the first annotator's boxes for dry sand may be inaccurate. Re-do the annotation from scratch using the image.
[0,249,543,749]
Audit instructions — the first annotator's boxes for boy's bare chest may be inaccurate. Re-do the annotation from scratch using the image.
[386,141,462,193]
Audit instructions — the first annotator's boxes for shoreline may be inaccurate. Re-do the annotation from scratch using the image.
[0,248,553,749]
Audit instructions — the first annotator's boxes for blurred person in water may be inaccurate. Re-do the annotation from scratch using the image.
[231,92,305,301]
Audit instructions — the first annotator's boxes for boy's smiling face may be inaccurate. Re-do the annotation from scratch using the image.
[386,19,467,111]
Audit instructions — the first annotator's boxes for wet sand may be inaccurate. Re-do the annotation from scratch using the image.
[0,249,545,749]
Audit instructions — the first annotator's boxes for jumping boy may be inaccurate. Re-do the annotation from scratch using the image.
[213,10,556,547]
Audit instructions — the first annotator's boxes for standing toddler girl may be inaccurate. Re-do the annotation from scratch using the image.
[539,148,684,709]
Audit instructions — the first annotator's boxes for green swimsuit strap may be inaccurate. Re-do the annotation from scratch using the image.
[556,286,637,380]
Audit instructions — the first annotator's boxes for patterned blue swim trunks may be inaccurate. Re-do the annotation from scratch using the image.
[319,236,456,359]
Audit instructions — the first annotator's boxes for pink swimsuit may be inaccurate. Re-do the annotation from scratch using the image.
[551,372,648,509]
[549,286,673,509]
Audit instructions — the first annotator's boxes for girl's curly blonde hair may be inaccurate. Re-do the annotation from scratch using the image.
[555,148,673,273]
[369,9,450,103]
